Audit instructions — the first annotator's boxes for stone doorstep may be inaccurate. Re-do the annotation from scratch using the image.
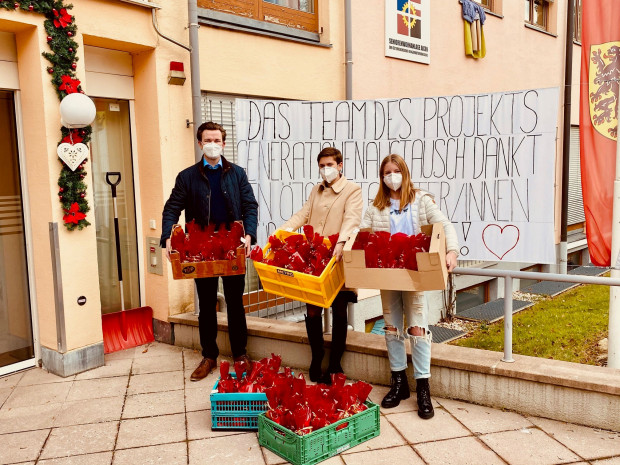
[168,312,620,397]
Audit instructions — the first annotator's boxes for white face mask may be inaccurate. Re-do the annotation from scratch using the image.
[320,166,340,183]
[202,142,223,160]
[384,173,403,191]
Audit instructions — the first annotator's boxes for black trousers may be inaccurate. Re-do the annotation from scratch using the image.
[305,290,357,335]
[194,274,248,360]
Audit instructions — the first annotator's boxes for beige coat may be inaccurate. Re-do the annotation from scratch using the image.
[359,190,460,256]
[282,175,363,243]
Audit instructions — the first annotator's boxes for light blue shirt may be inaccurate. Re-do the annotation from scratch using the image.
[389,198,420,236]
[203,157,222,169]
[389,199,414,236]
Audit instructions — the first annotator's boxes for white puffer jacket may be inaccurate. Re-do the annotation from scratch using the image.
[359,190,459,255]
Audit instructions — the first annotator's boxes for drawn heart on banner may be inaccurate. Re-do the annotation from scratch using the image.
[57,143,89,171]
[482,224,520,260]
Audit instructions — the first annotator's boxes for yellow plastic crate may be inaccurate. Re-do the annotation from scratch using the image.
[253,230,344,308]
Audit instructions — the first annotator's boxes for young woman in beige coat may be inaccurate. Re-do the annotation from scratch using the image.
[359,154,458,419]
[281,147,363,384]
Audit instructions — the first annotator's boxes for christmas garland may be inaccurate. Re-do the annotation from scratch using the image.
[0,0,90,230]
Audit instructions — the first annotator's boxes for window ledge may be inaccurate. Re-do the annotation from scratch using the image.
[484,10,503,19]
[573,39,582,46]
[117,0,161,9]
[198,8,330,48]
[524,23,558,38]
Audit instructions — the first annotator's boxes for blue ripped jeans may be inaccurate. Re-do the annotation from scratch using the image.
[380,290,431,379]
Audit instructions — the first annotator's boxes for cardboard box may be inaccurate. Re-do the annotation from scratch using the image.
[342,223,448,291]
[169,223,246,280]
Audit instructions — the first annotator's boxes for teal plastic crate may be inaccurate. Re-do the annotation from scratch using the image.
[258,401,380,465]
[210,375,269,430]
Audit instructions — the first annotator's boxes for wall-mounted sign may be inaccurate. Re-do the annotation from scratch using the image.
[77,296,87,306]
[385,0,431,64]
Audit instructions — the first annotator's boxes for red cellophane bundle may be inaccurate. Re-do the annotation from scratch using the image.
[170,220,244,263]
[352,231,431,270]
[249,226,339,276]
[216,353,283,393]
[264,371,372,436]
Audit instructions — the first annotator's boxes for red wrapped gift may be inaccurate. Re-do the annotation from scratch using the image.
[169,220,246,279]
[353,230,431,271]
[263,370,373,436]
[251,230,337,277]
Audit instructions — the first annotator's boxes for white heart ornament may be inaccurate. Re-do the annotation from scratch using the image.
[57,143,89,171]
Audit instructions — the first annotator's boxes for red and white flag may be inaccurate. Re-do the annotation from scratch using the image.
[580,1,620,266]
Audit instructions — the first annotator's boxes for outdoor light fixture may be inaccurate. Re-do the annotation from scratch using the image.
[59,92,96,129]
[168,61,187,86]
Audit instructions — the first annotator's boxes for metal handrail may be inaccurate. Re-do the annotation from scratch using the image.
[451,267,620,363]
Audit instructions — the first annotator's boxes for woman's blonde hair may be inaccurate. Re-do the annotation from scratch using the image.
[373,154,417,210]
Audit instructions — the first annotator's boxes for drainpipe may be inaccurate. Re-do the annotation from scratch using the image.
[344,0,352,100]
[188,0,203,163]
[151,6,201,161]
[559,0,575,274]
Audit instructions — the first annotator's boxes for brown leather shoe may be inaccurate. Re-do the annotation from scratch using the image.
[190,357,216,382]
[233,354,253,374]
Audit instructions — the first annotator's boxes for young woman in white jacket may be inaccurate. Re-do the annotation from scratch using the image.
[359,154,459,419]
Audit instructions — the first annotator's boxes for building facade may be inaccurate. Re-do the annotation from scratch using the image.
[0,0,585,376]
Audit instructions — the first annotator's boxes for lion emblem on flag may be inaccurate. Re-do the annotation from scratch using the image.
[589,42,620,141]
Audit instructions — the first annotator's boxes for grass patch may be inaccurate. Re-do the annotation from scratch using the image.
[450,282,610,365]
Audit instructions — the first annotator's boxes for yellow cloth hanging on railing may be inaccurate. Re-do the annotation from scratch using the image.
[464,19,486,59]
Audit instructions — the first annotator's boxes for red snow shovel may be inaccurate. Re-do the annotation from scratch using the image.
[102,172,154,354]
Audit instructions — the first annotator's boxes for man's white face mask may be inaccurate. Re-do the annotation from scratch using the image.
[384,173,403,191]
[202,142,223,160]
[320,166,340,183]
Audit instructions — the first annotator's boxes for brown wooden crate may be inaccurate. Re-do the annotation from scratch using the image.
[170,248,246,279]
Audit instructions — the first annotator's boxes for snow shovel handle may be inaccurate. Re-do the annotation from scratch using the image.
[106,172,123,285]
[105,172,121,198]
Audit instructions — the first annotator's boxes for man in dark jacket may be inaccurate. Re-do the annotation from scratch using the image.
[161,121,258,381]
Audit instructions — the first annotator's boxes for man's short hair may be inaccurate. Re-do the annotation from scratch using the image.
[317,147,342,164]
[197,121,227,142]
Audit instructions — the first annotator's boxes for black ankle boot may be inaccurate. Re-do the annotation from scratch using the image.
[319,308,348,384]
[381,370,410,408]
[415,378,434,419]
[304,315,325,382]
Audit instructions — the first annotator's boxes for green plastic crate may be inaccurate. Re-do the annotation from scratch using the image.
[258,401,380,465]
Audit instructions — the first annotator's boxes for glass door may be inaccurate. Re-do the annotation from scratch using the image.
[90,99,140,314]
[0,90,34,373]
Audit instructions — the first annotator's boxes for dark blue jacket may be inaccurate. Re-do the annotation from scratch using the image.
[160,156,258,247]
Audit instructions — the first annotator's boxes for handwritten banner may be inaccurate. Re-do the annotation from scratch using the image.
[236,88,559,263]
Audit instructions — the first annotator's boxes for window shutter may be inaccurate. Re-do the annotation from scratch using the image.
[568,126,585,225]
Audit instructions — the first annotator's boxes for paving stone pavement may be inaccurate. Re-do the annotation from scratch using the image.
[1,341,619,465]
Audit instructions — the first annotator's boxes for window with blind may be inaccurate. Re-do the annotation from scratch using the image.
[198,0,318,33]
[568,126,585,225]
